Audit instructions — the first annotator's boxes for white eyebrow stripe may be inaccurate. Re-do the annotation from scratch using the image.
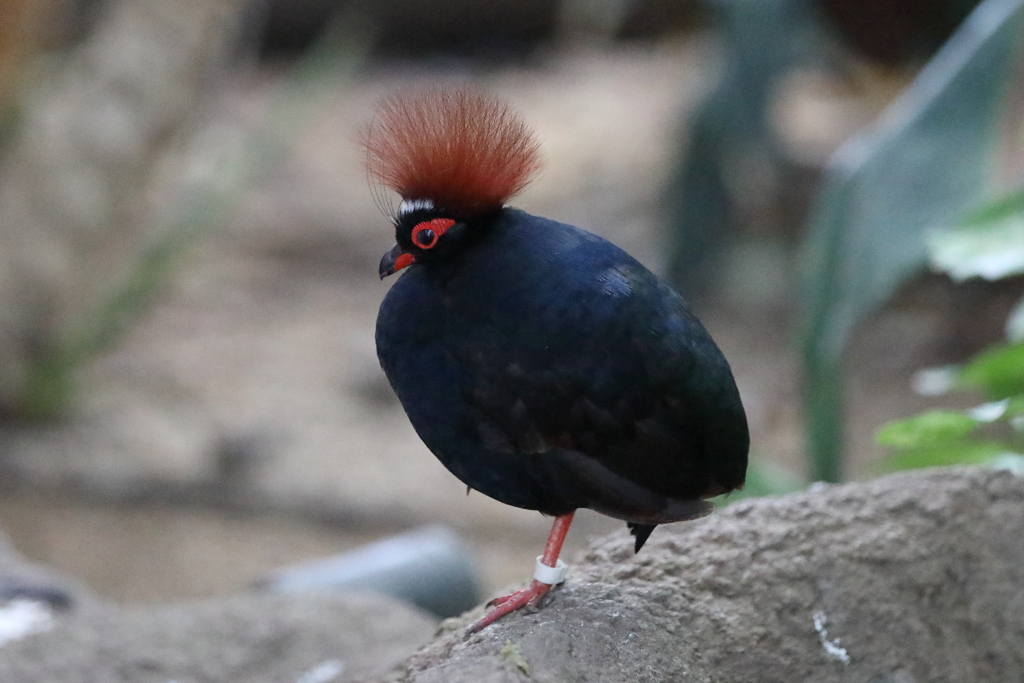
[398,199,434,215]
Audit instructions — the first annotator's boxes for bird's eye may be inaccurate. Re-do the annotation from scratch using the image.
[410,218,455,250]
[415,228,435,247]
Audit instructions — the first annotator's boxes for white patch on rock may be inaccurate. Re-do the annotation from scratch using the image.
[296,659,344,683]
[0,600,54,647]
[812,611,850,665]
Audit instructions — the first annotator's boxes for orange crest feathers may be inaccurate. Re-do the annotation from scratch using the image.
[362,89,543,217]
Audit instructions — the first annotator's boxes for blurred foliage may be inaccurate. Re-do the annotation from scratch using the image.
[666,0,818,295]
[13,16,369,420]
[928,188,1024,281]
[664,0,1011,491]
[710,458,805,504]
[877,188,1024,475]
[665,0,982,298]
[877,344,1024,474]
[800,0,1024,482]
[0,0,51,149]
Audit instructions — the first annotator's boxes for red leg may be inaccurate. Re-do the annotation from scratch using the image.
[468,511,575,634]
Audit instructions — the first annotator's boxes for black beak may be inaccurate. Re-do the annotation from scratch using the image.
[379,243,414,279]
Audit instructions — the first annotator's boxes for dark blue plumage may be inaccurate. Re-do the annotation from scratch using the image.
[377,208,749,541]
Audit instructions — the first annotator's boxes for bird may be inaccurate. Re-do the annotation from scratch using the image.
[365,88,749,633]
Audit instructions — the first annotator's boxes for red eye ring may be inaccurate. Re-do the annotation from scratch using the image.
[411,218,455,250]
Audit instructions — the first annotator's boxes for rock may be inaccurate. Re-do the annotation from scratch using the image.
[0,525,437,681]
[385,467,1024,682]
[0,590,437,683]
[265,525,483,619]
[0,529,99,622]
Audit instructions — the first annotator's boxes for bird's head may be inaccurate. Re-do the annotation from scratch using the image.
[362,88,543,278]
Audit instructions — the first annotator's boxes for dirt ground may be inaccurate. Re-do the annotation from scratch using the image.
[0,39,1000,607]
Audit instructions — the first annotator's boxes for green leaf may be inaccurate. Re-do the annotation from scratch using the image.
[883,440,1007,470]
[1007,393,1024,416]
[876,410,979,448]
[928,209,1024,281]
[958,186,1024,224]
[958,340,1024,398]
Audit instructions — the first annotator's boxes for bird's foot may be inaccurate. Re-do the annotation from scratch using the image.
[468,579,552,634]
[466,518,573,636]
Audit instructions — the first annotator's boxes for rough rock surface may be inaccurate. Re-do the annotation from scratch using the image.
[387,468,1024,683]
[0,531,437,683]
[0,589,436,683]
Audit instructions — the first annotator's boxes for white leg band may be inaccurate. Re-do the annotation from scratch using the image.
[533,556,568,585]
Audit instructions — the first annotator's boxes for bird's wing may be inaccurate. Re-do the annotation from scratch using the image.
[450,263,747,506]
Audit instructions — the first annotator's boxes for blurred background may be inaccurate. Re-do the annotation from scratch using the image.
[0,0,1021,611]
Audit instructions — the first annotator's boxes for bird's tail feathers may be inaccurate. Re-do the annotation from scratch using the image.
[628,523,656,553]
